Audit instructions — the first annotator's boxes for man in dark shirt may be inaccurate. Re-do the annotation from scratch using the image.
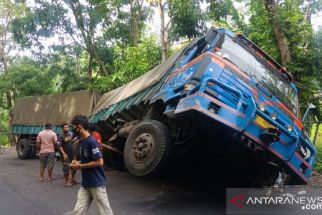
[57,123,75,186]
[70,115,113,215]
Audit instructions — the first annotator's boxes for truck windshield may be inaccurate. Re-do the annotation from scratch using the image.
[216,34,298,115]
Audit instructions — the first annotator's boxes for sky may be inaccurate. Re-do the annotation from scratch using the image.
[312,11,322,31]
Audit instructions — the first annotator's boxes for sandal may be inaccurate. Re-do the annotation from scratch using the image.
[72,180,80,184]
[65,181,73,187]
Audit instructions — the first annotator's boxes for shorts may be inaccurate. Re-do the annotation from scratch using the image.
[40,152,55,169]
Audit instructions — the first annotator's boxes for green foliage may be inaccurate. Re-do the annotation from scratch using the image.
[0,57,56,99]
[278,1,313,76]
[0,110,8,146]
[11,2,69,49]
[168,0,206,41]
[247,0,322,116]
[207,0,247,33]
[316,141,322,172]
[315,145,322,172]
[311,123,322,172]
[90,36,161,92]
[44,48,89,92]
[103,0,152,47]
[103,8,132,47]
[11,0,115,76]
[248,0,281,61]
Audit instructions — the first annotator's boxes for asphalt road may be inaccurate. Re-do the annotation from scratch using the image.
[0,149,225,215]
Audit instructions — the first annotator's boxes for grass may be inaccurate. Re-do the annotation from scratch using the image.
[315,137,322,173]
[311,122,322,173]
[0,134,9,147]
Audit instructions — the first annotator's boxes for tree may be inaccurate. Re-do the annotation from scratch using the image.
[11,0,113,78]
[0,56,56,144]
[148,0,170,62]
[0,0,26,144]
[90,36,161,92]
[66,0,110,77]
[103,1,132,48]
[207,0,247,33]
[248,0,281,60]
[248,0,322,115]
[264,0,292,65]
[104,0,150,48]
[249,0,315,67]
[0,57,56,98]
[0,109,8,145]
[45,44,90,92]
[303,0,322,24]
[130,0,145,47]
[168,0,206,41]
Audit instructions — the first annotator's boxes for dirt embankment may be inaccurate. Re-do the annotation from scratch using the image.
[0,146,16,160]
[0,146,15,153]
[308,171,322,187]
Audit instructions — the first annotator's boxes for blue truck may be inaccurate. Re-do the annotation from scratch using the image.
[13,28,318,186]
[90,27,318,186]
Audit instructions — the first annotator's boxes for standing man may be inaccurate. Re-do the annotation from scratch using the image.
[58,123,75,186]
[89,123,102,145]
[70,115,113,215]
[36,122,57,181]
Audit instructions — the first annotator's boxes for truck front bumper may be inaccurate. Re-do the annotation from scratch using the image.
[173,78,316,185]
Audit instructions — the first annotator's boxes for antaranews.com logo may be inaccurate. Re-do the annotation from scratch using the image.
[227,188,322,215]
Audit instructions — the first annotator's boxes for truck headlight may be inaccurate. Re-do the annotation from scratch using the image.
[215,51,222,56]
[259,104,265,112]
[184,83,196,91]
[287,125,293,132]
[271,112,277,120]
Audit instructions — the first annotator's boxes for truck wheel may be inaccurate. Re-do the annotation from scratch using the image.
[124,120,172,177]
[17,138,32,159]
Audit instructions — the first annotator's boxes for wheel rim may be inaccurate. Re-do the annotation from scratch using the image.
[19,142,24,155]
[132,132,154,163]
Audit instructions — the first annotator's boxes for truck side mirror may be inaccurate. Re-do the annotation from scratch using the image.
[302,103,316,122]
[302,103,320,145]
[205,28,217,44]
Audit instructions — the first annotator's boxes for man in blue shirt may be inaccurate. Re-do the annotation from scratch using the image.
[70,115,114,215]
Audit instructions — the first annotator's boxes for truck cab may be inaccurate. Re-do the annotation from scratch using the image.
[151,28,316,185]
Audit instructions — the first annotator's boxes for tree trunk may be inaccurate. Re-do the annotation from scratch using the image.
[131,12,139,47]
[264,0,291,65]
[159,2,168,62]
[88,53,93,78]
[5,91,15,146]
[303,5,312,52]
[304,7,311,23]
[130,0,143,47]
[87,43,108,76]
[67,1,108,77]
[93,49,108,75]
[0,1,18,146]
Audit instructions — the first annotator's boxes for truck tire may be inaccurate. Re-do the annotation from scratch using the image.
[17,138,32,159]
[124,120,172,177]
